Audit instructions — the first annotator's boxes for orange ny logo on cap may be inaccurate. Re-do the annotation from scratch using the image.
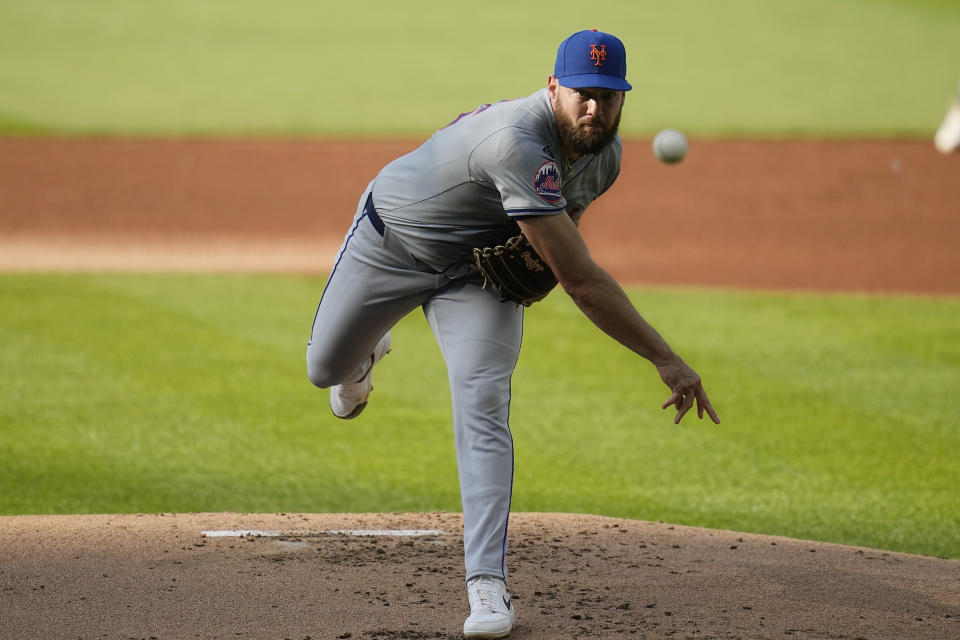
[589,44,607,67]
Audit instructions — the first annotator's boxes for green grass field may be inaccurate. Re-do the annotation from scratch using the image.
[1,274,957,559]
[1,1,958,561]
[1,0,959,137]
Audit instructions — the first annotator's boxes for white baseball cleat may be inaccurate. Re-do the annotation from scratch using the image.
[463,575,514,639]
[329,332,391,419]
[934,99,960,154]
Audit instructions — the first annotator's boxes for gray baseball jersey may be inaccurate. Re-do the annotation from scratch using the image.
[372,88,622,271]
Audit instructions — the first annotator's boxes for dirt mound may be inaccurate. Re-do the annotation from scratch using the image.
[2,512,957,639]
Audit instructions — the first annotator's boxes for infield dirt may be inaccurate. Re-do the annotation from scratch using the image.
[1,138,959,294]
[0,139,958,639]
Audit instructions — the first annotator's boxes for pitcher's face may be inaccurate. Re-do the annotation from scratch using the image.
[548,76,624,159]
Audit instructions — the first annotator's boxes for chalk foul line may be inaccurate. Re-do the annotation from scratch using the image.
[202,528,446,538]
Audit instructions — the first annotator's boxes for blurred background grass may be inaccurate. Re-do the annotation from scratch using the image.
[1,0,959,137]
[1,274,957,558]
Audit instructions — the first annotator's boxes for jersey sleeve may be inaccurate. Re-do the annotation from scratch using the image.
[468,128,568,218]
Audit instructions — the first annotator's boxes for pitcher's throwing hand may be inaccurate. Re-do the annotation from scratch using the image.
[657,356,721,425]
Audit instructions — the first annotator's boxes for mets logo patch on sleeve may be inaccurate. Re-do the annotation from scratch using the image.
[533,161,563,204]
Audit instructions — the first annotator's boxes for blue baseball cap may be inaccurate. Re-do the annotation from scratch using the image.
[554,29,632,91]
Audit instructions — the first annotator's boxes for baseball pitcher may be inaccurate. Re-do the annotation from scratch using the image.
[306,29,720,639]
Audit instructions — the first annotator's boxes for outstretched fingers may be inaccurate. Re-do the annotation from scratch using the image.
[656,357,720,425]
[662,385,720,425]
[661,389,692,423]
[696,386,721,424]
[675,390,696,424]
[661,391,682,411]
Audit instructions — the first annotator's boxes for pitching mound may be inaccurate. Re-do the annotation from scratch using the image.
[2,512,957,639]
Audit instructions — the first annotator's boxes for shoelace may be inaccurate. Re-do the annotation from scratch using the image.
[470,577,506,611]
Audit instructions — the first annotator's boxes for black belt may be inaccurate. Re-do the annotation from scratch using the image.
[363,192,385,235]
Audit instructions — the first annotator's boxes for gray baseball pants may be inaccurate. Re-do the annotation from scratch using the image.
[306,186,522,581]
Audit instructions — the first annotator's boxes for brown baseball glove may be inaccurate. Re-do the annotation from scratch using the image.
[473,234,559,307]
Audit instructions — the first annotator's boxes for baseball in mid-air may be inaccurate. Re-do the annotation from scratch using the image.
[652,129,688,164]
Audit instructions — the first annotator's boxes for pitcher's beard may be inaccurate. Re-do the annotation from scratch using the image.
[554,109,621,157]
